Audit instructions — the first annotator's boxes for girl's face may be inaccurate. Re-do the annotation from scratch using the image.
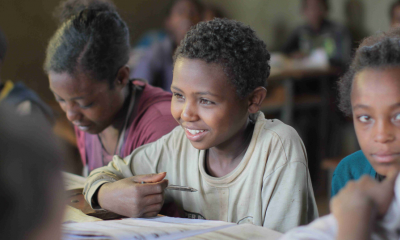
[171,58,250,150]
[49,71,126,134]
[352,67,400,176]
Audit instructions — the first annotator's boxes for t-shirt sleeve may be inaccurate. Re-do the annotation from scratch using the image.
[83,128,179,209]
[260,126,318,232]
[262,161,318,232]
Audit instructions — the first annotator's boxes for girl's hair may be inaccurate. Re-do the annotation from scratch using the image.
[173,18,270,98]
[338,28,400,116]
[44,1,129,87]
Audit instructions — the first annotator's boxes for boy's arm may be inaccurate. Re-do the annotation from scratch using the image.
[83,130,178,217]
[262,161,318,233]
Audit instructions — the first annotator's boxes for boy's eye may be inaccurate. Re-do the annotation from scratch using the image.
[358,115,371,123]
[173,93,185,100]
[200,99,214,105]
[394,113,400,121]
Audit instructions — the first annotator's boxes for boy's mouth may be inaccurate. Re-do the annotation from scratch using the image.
[185,128,208,142]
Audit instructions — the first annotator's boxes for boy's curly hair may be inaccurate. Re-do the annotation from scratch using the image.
[173,18,270,98]
[338,28,400,116]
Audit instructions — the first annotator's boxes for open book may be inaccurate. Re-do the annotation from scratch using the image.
[63,216,282,240]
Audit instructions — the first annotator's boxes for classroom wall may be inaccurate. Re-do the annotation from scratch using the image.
[0,0,395,103]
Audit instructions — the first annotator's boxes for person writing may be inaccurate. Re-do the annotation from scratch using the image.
[83,18,318,233]
[44,1,178,175]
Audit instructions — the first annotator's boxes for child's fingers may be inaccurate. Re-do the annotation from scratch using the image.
[132,172,167,183]
[371,171,398,217]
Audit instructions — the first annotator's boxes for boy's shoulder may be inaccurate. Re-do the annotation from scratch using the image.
[256,114,302,143]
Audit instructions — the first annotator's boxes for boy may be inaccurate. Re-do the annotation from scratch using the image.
[84,18,318,233]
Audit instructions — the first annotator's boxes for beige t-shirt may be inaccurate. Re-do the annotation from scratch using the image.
[84,112,318,233]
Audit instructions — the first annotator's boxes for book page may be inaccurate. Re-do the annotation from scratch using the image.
[184,223,283,240]
[63,216,234,240]
[63,172,86,190]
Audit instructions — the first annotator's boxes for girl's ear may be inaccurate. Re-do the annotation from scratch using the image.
[248,87,267,114]
[114,66,130,88]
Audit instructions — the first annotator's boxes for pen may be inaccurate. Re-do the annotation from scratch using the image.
[166,185,198,192]
[140,181,198,192]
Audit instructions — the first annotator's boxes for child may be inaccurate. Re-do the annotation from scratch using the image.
[45,1,177,175]
[0,105,64,240]
[83,18,318,233]
[331,28,400,197]
[282,0,351,67]
[281,28,400,240]
[391,0,400,29]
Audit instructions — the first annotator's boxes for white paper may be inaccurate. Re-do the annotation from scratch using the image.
[63,172,86,190]
[63,216,235,240]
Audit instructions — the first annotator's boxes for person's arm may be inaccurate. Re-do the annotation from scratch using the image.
[331,173,397,240]
[83,129,178,217]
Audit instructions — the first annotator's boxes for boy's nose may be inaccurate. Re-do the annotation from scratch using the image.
[373,120,395,143]
[181,102,199,122]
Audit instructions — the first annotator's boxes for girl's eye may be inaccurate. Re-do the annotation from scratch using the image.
[358,115,371,123]
[173,93,185,100]
[200,99,214,105]
[394,113,400,121]
[80,102,94,109]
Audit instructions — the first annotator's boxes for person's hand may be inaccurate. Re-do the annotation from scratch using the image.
[331,171,398,240]
[97,172,168,218]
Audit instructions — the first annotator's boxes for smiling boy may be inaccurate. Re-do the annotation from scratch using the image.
[83,18,318,233]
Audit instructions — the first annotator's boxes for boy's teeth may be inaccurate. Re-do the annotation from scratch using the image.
[187,129,204,134]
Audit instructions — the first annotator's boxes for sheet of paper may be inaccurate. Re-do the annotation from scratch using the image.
[63,205,102,223]
[63,172,86,190]
[63,216,235,240]
[184,223,283,240]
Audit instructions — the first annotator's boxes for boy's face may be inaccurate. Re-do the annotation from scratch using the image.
[303,0,327,28]
[352,67,400,176]
[171,58,249,150]
[391,5,400,28]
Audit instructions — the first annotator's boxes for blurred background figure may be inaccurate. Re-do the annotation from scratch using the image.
[0,105,64,240]
[130,0,203,92]
[202,4,224,22]
[282,0,351,68]
[0,28,54,125]
[390,0,400,28]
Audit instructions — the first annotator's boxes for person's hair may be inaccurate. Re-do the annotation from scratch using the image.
[44,1,129,88]
[302,0,329,11]
[173,18,270,98]
[53,0,117,25]
[390,0,400,20]
[0,27,7,62]
[0,105,63,240]
[338,28,400,116]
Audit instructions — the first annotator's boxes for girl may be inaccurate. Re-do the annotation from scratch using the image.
[44,1,177,175]
[331,28,400,197]
[83,18,318,233]
[282,28,400,240]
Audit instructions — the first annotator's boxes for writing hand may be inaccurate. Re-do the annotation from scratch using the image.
[97,172,168,218]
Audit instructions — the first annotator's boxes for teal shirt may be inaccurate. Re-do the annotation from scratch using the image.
[331,150,376,197]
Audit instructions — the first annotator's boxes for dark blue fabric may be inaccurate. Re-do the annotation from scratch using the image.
[331,150,376,198]
[1,82,55,125]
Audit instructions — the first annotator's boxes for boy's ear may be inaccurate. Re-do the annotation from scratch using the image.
[114,66,130,88]
[248,87,267,114]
